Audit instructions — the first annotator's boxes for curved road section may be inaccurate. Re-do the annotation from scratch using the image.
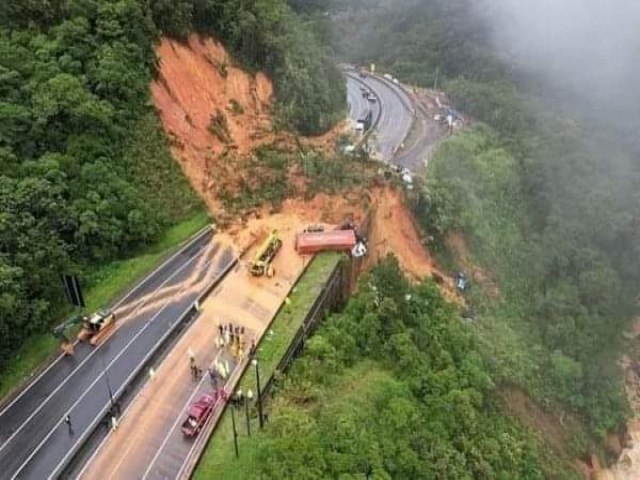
[345,72,413,162]
[0,227,236,479]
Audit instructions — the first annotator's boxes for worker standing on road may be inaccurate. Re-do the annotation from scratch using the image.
[64,414,73,434]
[111,415,119,431]
[188,347,195,366]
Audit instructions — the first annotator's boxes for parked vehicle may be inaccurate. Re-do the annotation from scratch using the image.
[181,394,216,437]
[249,230,282,277]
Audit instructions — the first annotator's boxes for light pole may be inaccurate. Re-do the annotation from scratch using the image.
[252,358,264,429]
[98,347,117,415]
[230,403,239,459]
[245,389,253,436]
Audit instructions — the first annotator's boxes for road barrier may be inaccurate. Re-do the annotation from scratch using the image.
[60,251,238,478]
[344,71,383,152]
[0,225,214,418]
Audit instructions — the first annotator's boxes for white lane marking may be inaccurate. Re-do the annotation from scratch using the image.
[48,253,236,480]
[0,239,211,455]
[0,226,212,419]
[12,250,221,480]
[141,351,224,480]
[175,357,246,480]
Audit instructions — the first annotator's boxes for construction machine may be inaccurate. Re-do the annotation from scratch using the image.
[78,309,116,345]
[249,230,282,277]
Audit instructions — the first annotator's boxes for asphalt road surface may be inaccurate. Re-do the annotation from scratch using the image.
[0,227,237,479]
[346,73,413,162]
[346,75,381,127]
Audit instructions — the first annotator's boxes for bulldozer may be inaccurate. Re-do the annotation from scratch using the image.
[249,230,282,277]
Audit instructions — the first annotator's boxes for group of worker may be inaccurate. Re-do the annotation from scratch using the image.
[216,322,255,360]
[186,322,258,387]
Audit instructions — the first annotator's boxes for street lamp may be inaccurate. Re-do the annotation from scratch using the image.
[245,389,253,436]
[98,347,117,416]
[230,394,240,459]
[252,358,264,429]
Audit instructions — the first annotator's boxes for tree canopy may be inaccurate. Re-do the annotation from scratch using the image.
[331,0,640,442]
[0,0,344,369]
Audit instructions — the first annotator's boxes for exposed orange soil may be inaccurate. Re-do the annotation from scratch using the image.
[150,35,454,296]
[364,188,460,300]
[82,228,311,479]
[151,35,274,213]
[151,35,347,215]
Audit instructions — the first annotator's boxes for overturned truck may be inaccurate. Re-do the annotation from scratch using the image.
[295,229,357,255]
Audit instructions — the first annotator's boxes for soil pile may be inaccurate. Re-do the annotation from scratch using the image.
[151,35,274,211]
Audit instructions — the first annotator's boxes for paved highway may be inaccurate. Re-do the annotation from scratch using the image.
[346,72,413,162]
[346,75,381,126]
[0,227,236,479]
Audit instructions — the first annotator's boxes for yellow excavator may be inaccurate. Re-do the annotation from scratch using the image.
[249,230,282,277]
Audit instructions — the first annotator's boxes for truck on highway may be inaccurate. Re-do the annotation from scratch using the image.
[181,394,216,437]
[295,229,357,255]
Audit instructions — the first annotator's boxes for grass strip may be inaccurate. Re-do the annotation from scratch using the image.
[0,211,210,401]
[194,252,340,479]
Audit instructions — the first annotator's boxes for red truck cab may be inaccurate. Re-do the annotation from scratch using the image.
[181,394,216,437]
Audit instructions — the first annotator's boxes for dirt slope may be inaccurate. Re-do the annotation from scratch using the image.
[151,35,274,212]
[150,35,454,297]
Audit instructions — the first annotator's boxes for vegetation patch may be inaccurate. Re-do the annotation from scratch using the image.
[0,211,209,401]
[228,99,244,115]
[208,110,232,144]
[196,258,575,479]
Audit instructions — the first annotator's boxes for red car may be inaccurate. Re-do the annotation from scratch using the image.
[181,394,216,437]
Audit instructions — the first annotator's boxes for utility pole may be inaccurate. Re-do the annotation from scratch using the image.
[230,404,239,459]
[252,358,264,429]
[98,348,117,415]
[245,389,253,436]
[433,67,439,92]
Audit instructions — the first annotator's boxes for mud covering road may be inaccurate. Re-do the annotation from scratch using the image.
[0,228,239,479]
[78,224,312,479]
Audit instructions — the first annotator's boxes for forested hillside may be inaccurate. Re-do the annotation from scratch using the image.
[200,258,574,479]
[0,0,344,370]
[332,0,640,448]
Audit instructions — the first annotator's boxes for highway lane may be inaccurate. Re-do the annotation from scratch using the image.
[0,230,213,442]
[0,230,214,448]
[346,73,413,162]
[12,245,236,479]
[0,228,237,478]
[347,77,372,122]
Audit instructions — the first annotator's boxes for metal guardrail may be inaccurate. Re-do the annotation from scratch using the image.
[183,253,322,478]
[0,225,214,416]
[344,71,383,150]
[58,253,239,478]
[259,262,346,401]
[367,75,416,159]
[344,69,417,163]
